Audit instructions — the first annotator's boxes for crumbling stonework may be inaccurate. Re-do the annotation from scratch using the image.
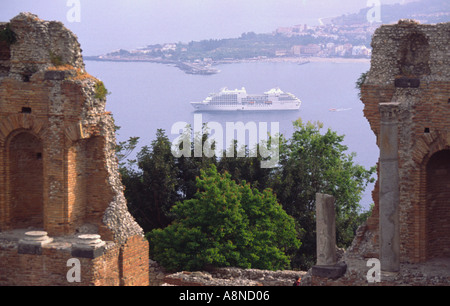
[0,13,148,286]
[162,267,307,286]
[304,19,450,286]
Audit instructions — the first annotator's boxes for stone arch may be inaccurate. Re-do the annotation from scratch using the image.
[411,131,450,262]
[425,149,450,259]
[7,130,44,228]
[64,122,85,142]
[0,114,47,230]
[0,113,46,145]
[412,131,450,165]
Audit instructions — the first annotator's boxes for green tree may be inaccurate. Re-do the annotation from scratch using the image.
[122,129,180,232]
[174,124,217,200]
[355,71,368,98]
[147,165,300,272]
[271,119,375,269]
[217,140,274,192]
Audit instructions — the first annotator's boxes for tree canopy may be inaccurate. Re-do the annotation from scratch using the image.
[270,119,375,268]
[118,120,375,270]
[147,165,300,272]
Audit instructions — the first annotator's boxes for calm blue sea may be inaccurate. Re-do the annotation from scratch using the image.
[84,59,377,210]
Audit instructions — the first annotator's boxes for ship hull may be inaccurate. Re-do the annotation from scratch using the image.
[191,102,301,111]
[190,87,301,112]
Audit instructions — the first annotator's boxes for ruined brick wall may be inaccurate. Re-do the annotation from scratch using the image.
[425,150,450,259]
[0,13,148,286]
[358,19,450,264]
[0,239,121,286]
[120,235,150,286]
[0,23,11,78]
[301,20,450,286]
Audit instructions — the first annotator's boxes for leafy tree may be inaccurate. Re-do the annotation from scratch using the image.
[116,136,139,168]
[122,129,180,232]
[147,165,300,272]
[118,121,373,271]
[174,124,217,200]
[355,71,368,98]
[217,139,274,192]
[271,119,375,269]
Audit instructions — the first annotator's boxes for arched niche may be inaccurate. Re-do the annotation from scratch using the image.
[425,149,450,260]
[8,131,44,229]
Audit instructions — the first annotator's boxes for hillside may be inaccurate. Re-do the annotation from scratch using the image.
[332,0,450,25]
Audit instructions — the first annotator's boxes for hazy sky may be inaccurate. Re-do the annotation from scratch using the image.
[2,0,410,55]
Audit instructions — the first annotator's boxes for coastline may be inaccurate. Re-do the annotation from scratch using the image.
[215,56,370,65]
[83,55,371,75]
[303,57,370,63]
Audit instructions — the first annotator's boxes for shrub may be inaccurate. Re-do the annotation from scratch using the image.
[49,51,65,67]
[147,165,301,272]
[94,81,110,99]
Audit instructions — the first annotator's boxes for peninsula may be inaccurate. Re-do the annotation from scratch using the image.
[84,23,374,75]
[84,0,448,74]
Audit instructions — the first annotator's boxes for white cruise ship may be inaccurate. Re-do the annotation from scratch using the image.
[191,87,301,111]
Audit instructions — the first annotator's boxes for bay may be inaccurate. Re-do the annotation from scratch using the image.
[84,59,377,210]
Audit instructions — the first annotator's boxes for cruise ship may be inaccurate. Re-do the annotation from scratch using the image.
[191,87,301,111]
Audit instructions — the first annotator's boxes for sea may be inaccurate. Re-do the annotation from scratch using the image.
[84,59,377,211]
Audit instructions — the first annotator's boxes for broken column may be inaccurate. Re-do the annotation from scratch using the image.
[311,193,346,279]
[316,193,337,265]
[378,102,400,272]
[71,234,106,259]
[18,231,53,255]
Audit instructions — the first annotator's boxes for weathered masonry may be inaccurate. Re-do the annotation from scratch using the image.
[307,20,450,285]
[0,13,149,286]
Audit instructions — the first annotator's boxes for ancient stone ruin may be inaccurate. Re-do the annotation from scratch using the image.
[306,19,450,285]
[1,13,449,287]
[0,13,149,286]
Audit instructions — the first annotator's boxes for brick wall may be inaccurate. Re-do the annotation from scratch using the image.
[361,81,450,263]
[352,21,450,264]
[0,24,11,77]
[0,13,148,286]
[0,234,149,286]
[426,150,450,259]
[302,21,450,286]
[9,131,44,228]
[119,235,150,286]
[66,141,87,232]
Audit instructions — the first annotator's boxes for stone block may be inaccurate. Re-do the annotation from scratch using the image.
[394,77,420,88]
[311,262,347,280]
[18,243,43,255]
[44,70,66,80]
[71,234,106,259]
[71,246,105,259]
[17,231,53,255]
